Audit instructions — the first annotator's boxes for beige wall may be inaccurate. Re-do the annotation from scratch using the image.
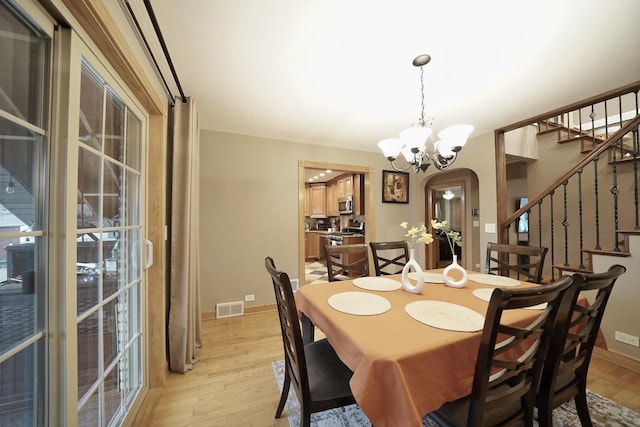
[198,129,498,312]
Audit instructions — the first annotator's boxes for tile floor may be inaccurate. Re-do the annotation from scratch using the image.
[304,261,329,285]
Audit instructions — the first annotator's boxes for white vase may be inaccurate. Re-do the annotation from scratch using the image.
[443,254,468,288]
[401,248,424,294]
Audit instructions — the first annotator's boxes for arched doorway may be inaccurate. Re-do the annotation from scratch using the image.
[425,169,480,271]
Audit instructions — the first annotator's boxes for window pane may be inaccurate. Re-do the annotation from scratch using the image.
[77,310,99,399]
[104,88,124,163]
[0,340,45,425]
[104,365,123,425]
[79,61,105,151]
[77,387,99,427]
[103,296,118,368]
[126,110,142,170]
[77,147,103,229]
[0,2,50,127]
[0,115,43,230]
[103,159,122,226]
[77,234,102,315]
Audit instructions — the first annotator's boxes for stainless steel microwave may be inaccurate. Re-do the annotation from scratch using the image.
[338,196,353,214]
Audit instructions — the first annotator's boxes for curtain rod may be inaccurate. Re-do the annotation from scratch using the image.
[123,0,175,107]
[141,0,188,104]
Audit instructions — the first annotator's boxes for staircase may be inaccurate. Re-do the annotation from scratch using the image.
[495,81,640,281]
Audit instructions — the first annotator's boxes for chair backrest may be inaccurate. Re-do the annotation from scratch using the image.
[264,257,310,406]
[467,275,575,426]
[323,243,369,281]
[369,241,409,276]
[537,264,626,415]
[485,242,549,283]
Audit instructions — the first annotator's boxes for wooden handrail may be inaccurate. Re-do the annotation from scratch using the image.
[504,114,640,228]
[495,81,640,134]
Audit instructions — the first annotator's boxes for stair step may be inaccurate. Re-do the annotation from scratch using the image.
[582,247,630,257]
[552,263,593,274]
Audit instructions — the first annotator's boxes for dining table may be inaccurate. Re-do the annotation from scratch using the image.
[293,271,594,427]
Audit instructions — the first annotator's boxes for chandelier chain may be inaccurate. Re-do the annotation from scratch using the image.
[419,66,425,123]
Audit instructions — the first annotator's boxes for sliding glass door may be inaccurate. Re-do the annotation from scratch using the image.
[1,1,148,425]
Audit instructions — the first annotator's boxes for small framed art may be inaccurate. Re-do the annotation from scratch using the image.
[382,170,409,203]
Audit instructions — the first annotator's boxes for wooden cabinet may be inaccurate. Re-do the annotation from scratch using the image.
[318,234,329,262]
[337,174,353,198]
[305,232,319,260]
[304,185,310,216]
[309,184,326,218]
[342,235,366,275]
[353,174,365,215]
[326,181,337,217]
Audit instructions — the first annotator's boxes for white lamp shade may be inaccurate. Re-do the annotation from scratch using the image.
[437,124,473,148]
[435,140,456,157]
[399,125,432,150]
[400,146,415,162]
[378,138,404,158]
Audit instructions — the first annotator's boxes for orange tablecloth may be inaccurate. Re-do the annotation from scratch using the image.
[294,274,543,427]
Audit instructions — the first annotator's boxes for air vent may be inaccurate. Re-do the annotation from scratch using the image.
[215,301,244,318]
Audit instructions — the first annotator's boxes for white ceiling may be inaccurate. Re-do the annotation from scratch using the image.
[129,0,640,154]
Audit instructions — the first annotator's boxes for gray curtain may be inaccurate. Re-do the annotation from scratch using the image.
[168,97,202,373]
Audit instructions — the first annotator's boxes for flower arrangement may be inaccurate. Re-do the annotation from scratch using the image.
[400,220,462,252]
[400,222,433,250]
[430,219,462,255]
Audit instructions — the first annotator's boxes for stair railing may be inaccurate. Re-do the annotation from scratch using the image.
[495,82,640,280]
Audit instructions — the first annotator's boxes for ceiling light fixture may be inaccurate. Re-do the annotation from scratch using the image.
[378,54,473,173]
[5,175,15,194]
[442,190,455,200]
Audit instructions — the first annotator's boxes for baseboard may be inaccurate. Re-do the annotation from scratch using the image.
[593,346,640,373]
[202,303,276,320]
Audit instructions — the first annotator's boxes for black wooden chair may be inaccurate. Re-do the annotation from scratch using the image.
[265,257,356,427]
[369,241,409,276]
[323,243,369,281]
[485,242,549,283]
[429,275,575,427]
[536,264,626,427]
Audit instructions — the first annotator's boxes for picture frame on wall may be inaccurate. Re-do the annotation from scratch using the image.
[382,170,409,203]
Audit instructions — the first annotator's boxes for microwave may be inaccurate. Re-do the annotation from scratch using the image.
[338,196,353,214]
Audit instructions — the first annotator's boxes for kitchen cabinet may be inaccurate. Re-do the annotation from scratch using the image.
[305,231,319,260]
[342,235,366,276]
[353,174,365,215]
[318,234,330,262]
[326,181,337,217]
[304,185,310,216]
[309,184,327,218]
[337,174,353,198]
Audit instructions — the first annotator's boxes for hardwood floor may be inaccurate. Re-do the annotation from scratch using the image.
[139,309,640,427]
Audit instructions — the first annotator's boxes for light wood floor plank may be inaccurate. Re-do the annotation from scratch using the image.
[137,309,640,426]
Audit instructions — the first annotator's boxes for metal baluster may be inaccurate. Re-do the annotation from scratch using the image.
[578,168,585,269]
[562,181,569,266]
[635,90,639,230]
[590,106,597,150]
[594,152,601,250]
[549,190,555,280]
[610,99,623,252]
[538,200,543,250]
[634,128,639,230]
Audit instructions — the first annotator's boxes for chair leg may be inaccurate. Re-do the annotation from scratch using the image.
[536,400,553,427]
[301,408,311,427]
[574,387,593,427]
[275,370,290,418]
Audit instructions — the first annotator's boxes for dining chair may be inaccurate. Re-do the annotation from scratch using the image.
[429,275,576,427]
[485,242,549,283]
[323,243,370,281]
[536,264,626,427]
[265,257,356,427]
[369,241,409,276]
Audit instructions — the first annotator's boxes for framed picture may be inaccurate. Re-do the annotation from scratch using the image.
[382,170,409,203]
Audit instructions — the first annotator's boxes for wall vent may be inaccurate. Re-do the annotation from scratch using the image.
[290,278,300,292]
[216,301,244,318]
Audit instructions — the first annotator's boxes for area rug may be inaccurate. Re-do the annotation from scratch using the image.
[272,360,640,426]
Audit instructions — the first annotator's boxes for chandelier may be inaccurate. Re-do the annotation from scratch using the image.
[378,54,473,173]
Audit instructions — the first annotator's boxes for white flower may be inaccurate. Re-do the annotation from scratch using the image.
[400,222,434,249]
